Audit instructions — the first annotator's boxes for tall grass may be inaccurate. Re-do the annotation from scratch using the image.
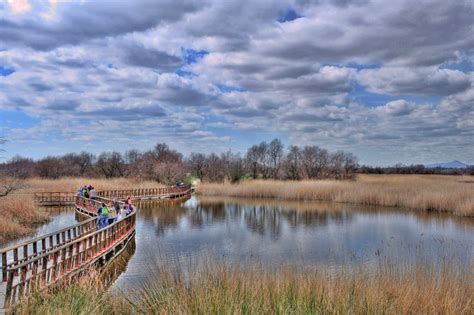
[23,177,163,193]
[197,175,474,216]
[0,195,47,243]
[15,258,474,314]
[0,177,164,242]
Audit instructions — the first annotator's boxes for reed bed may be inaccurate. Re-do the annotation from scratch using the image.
[23,177,163,193]
[0,195,47,243]
[14,258,473,314]
[0,177,164,242]
[197,175,474,216]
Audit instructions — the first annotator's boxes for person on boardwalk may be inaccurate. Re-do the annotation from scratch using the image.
[89,187,97,200]
[97,203,109,229]
[117,205,128,221]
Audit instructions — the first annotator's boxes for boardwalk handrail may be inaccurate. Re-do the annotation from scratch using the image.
[1,184,192,309]
[2,207,136,308]
[34,185,192,204]
[0,217,98,283]
[97,185,191,199]
[0,195,119,272]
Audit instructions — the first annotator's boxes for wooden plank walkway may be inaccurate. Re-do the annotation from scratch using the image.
[1,184,192,310]
[34,192,76,206]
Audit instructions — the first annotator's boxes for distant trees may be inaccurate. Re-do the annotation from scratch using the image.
[285,145,302,180]
[0,137,470,183]
[97,152,125,178]
[0,138,362,183]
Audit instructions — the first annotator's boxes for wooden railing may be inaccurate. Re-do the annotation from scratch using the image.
[1,184,192,309]
[97,185,192,199]
[34,185,193,205]
[1,197,136,309]
[34,192,76,205]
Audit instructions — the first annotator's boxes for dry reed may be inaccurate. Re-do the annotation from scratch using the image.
[23,177,164,193]
[0,177,164,242]
[14,258,474,315]
[0,195,47,243]
[197,175,474,216]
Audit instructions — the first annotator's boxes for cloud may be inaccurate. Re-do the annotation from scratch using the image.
[376,100,413,116]
[358,67,472,96]
[6,0,31,14]
[0,0,473,165]
[122,43,182,71]
[0,0,201,50]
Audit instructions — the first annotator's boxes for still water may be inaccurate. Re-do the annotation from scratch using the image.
[4,197,473,290]
[112,196,473,290]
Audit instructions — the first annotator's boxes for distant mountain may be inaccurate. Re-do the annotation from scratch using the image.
[425,160,470,169]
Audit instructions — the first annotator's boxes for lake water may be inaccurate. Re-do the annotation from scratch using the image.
[4,196,473,291]
[112,196,473,290]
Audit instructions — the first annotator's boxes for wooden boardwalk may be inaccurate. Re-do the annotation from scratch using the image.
[1,185,192,310]
[34,192,76,206]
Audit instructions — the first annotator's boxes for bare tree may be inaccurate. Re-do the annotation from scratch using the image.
[301,146,329,179]
[36,156,67,178]
[203,153,226,182]
[148,143,186,184]
[96,152,125,178]
[0,177,24,197]
[245,145,261,179]
[220,151,244,182]
[329,151,346,179]
[342,152,359,179]
[285,145,302,180]
[268,138,284,179]
[188,153,206,180]
[61,152,95,176]
[0,138,26,197]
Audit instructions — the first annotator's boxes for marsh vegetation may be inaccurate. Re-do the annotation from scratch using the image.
[198,175,474,216]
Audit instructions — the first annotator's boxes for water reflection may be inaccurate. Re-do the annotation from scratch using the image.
[2,205,79,248]
[109,195,473,291]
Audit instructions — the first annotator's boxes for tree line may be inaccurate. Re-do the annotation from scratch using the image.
[0,139,359,183]
[2,139,470,184]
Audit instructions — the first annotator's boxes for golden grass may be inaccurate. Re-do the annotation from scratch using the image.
[197,175,474,216]
[0,195,47,243]
[15,258,474,315]
[1,177,164,243]
[23,177,163,193]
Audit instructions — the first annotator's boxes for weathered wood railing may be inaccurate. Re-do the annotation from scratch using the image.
[97,185,192,199]
[35,185,192,205]
[2,184,192,309]
[1,197,136,309]
[34,192,77,206]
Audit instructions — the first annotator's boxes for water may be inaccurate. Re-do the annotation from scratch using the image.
[1,205,79,249]
[111,196,474,290]
[3,197,473,291]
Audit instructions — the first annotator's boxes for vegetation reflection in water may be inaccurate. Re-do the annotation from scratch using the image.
[112,196,473,291]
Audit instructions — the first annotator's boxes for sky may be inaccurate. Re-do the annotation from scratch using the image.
[0,0,473,166]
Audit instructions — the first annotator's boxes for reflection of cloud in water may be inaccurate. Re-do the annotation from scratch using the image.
[110,195,473,291]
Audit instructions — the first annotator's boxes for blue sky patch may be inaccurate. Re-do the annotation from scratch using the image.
[349,83,442,107]
[216,84,245,93]
[176,69,197,78]
[182,48,209,64]
[0,110,40,128]
[0,65,15,76]
[277,8,302,23]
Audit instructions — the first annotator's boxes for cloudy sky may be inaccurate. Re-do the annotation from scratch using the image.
[0,0,473,166]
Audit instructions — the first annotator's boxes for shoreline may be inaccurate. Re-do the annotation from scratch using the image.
[196,175,474,217]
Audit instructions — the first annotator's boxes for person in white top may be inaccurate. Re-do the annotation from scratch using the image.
[117,205,128,221]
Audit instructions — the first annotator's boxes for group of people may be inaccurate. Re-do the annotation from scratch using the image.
[77,185,97,199]
[97,196,133,230]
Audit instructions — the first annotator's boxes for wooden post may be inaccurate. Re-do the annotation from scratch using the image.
[2,252,6,281]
